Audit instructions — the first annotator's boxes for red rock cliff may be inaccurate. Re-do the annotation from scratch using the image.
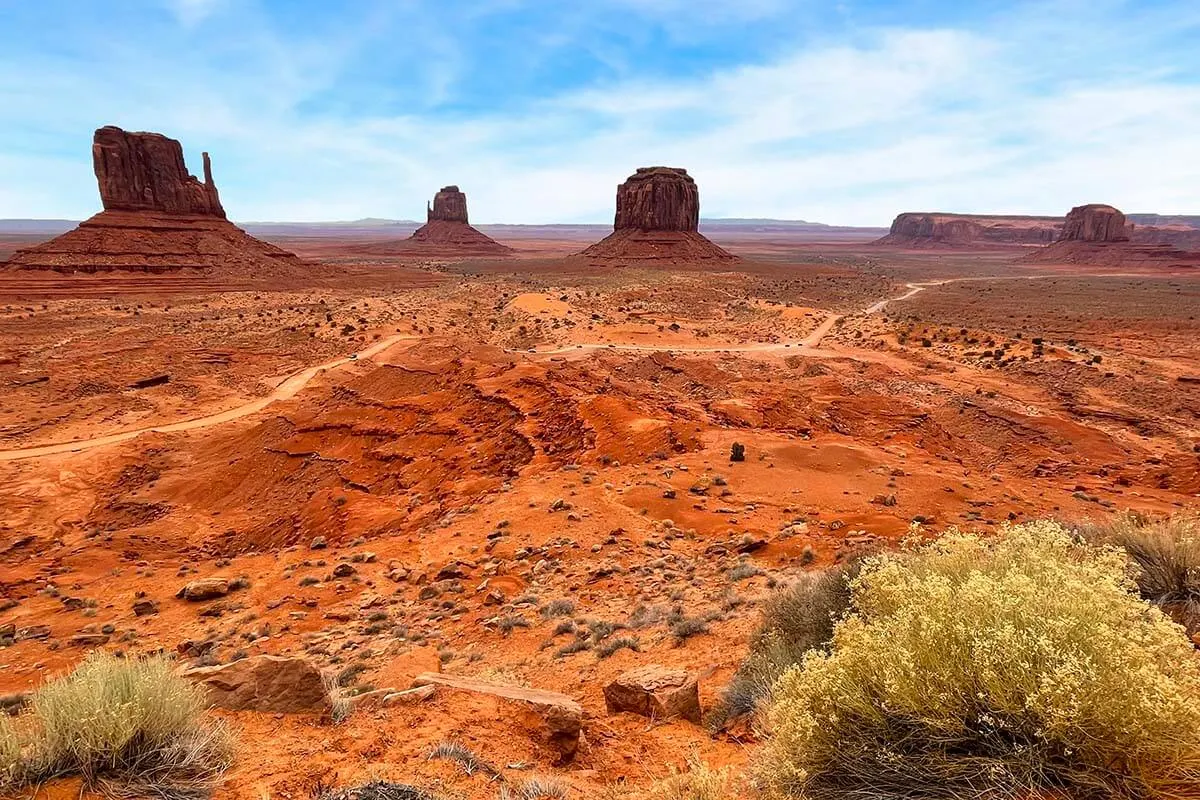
[427,185,469,224]
[1060,204,1129,242]
[614,167,699,232]
[92,125,225,217]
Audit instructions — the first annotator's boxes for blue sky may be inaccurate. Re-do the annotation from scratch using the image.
[1,0,1198,224]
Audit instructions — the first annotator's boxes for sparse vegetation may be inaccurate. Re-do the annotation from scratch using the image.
[1076,512,1200,635]
[427,740,500,778]
[596,636,641,659]
[499,775,570,800]
[315,779,438,800]
[642,759,739,800]
[757,521,1200,800]
[708,556,863,731]
[0,651,233,798]
[539,599,575,619]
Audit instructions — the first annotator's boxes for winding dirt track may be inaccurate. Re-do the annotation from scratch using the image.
[0,334,414,462]
[0,274,1075,462]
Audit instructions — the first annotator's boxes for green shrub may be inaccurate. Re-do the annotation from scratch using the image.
[757,521,1200,800]
[707,562,857,731]
[5,651,232,798]
[1077,512,1200,636]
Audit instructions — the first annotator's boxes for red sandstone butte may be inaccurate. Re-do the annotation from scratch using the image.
[1059,204,1128,242]
[351,185,512,257]
[1024,203,1200,268]
[580,167,736,264]
[3,126,308,275]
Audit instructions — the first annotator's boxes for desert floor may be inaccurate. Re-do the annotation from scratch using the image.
[1,230,1197,799]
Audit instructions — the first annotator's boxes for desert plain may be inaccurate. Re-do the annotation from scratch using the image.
[1,207,1198,799]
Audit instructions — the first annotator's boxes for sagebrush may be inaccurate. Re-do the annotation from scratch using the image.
[757,520,1200,800]
[1,651,233,798]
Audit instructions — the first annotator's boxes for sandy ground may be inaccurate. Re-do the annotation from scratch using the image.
[0,233,1197,799]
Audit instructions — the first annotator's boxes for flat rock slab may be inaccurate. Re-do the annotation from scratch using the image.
[604,664,701,724]
[184,655,331,714]
[412,672,583,763]
[176,577,229,601]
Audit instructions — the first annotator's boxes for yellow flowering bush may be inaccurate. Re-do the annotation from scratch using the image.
[757,520,1200,799]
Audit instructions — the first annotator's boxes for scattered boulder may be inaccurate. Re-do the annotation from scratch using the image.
[132,598,160,617]
[176,577,230,601]
[183,655,331,714]
[69,632,111,647]
[412,672,583,763]
[604,664,701,724]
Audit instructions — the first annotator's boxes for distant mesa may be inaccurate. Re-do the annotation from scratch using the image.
[874,212,1062,247]
[350,185,513,257]
[3,125,308,275]
[1024,203,1200,267]
[578,167,738,264]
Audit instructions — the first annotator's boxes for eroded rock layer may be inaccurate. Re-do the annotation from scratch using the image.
[875,213,1063,246]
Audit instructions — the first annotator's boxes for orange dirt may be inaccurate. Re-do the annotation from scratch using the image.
[0,233,1197,799]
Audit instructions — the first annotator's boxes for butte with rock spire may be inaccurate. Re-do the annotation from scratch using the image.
[578,167,737,264]
[3,126,308,275]
[352,185,512,257]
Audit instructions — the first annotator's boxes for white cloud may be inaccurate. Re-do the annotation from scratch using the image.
[1,2,1198,224]
[167,0,223,26]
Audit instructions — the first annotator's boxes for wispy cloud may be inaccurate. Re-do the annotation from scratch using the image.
[0,0,1197,224]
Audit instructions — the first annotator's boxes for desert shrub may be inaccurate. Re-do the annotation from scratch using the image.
[596,636,641,659]
[8,651,233,798]
[1077,512,1200,635]
[500,775,570,800]
[757,521,1200,800]
[317,780,438,800]
[539,599,575,619]
[0,716,22,789]
[427,740,500,778]
[645,759,739,800]
[707,562,857,731]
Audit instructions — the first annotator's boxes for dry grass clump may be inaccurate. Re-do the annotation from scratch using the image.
[757,520,1200,800]
[706,562,857,731]
[644,759,740,800]
[0,651,232,798]
[1076,512,1200,636]
[316,780,438,800]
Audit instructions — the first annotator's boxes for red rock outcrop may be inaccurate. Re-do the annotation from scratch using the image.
[93,125,225,217]
[1024,203,1200,267]
[1060,204,1129,242]
[579,167,737,264]
[875,213,1062,247]
[351,185,512,258]
[427,185,469,224]
[614,167,700,232]
[3,126,309,276]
